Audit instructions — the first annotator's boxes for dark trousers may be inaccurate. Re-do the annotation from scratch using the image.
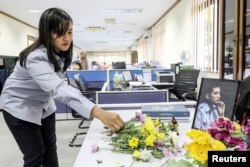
[2,111,59,167]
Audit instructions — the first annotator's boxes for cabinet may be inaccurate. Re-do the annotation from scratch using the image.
[0,56,18,93]
[219,0,250,80]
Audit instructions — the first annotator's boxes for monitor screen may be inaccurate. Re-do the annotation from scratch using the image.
[122,71,133,82]
[112,62,126,69]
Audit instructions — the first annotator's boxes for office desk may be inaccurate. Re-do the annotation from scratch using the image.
[146,81,174,90]
[96,82,169,104]
[74,102,195,167]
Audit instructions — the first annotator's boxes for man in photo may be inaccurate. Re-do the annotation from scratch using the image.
[194,83,225,131]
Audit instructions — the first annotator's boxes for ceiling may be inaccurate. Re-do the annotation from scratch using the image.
[0,0,177,52]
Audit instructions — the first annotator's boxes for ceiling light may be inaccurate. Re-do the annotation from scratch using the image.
[26,9,43,13]
[115,23,136,26]
[103,9,143,13]
[104,18,117,24]
[96,41,108,44]
[86,27,105,32]
[225,19,234,23]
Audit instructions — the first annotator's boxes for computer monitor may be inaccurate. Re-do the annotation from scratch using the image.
[122,71,133,82]
[112,61,126,69]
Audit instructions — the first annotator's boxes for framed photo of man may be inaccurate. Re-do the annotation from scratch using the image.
[192,78,240,131]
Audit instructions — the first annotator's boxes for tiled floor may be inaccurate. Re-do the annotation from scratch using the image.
[0,111,83,167]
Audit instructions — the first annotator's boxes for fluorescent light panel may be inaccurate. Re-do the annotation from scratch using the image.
[26,9,43,13]
[103,9,143,13]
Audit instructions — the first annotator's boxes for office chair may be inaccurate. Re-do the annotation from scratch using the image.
[169,69,200,101]
[68,74,97,147]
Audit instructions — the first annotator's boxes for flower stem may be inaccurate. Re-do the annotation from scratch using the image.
[129,160,135,167]
[160,160,167,167]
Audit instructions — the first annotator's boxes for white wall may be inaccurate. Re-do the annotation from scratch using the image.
[0,12,82,58]
[0,13,38,56]
[163,0,193,67]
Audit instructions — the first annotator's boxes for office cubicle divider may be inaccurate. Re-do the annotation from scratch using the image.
[67,70,107,89]
[96,90,169,104]
[108,69,143,82]
[56,68,170,119]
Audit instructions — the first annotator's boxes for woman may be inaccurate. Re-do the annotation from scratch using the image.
[0,8,124,167]
[71,60,82,70]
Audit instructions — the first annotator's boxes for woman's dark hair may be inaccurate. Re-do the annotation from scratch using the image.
[19,8,73,72]
[72,60,82,70]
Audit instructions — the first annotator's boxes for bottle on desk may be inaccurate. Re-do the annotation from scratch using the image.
[113,71,121,90]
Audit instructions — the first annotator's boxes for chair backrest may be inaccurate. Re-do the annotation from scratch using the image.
[71,74,97,118]
[74,74,87,91]
[174,69,200,98]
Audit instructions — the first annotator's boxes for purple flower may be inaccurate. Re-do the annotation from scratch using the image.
[173,142,182,153]
[91,143,99,153]
[161,147,171,158]
[224,136,247,151]
[134,112,144,122]
[154,139,163,149]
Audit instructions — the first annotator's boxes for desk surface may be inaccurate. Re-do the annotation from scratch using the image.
[74,103,195,167]
[146,81,174,86]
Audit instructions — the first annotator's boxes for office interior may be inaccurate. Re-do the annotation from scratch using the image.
[1,0,250,166]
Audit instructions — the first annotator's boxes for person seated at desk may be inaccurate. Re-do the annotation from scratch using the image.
[99,62,110,69]
[71,60,82,70]
[80,51,92,70]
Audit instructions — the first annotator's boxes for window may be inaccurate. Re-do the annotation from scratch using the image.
[192,0,219,73]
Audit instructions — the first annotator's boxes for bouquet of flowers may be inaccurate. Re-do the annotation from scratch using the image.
[166,117,250,167]
[92,112,182,165]
[208,117,250,150]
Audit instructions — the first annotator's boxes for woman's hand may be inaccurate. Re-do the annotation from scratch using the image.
[91,106,124,132]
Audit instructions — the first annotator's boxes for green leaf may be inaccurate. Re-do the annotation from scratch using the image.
[165,159,193,167]
[96,160,103,164]
[151,150,164,159]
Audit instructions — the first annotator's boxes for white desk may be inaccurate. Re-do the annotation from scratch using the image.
[74,102,195,167]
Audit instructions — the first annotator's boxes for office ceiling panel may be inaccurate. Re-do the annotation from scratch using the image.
[0,0,177,51]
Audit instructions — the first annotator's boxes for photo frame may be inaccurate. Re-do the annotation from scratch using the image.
[192,78,240,131]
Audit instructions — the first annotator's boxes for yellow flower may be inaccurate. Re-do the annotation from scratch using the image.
[157,133,165,140]
[185,142,210,164]
[186,129,211,145]
[145,116,153,123]
[145,135,155,147]
[233,122,241,132]
[153,119,160,126]
[128,137,139,149]
[211,139,226,150]
[132,150,141,159]
[143,122,157,136]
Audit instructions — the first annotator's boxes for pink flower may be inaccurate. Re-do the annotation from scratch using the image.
[224,136,247,151]
[91,143,99,153]
[244,123,250,135]
[208,129,230,140]
[211,117,235,131]
[161,147,171,158]
[134,112,145,122]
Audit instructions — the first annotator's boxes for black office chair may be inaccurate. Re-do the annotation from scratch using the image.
[69,74,99,147]
[169,69,200,101]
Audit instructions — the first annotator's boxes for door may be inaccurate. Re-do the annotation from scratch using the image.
[220,0,250,80]
[131,51,138,64]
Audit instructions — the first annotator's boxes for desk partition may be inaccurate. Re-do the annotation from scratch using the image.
[108,69,143,82]
[96,90,168,104]
[67,70,107,89]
